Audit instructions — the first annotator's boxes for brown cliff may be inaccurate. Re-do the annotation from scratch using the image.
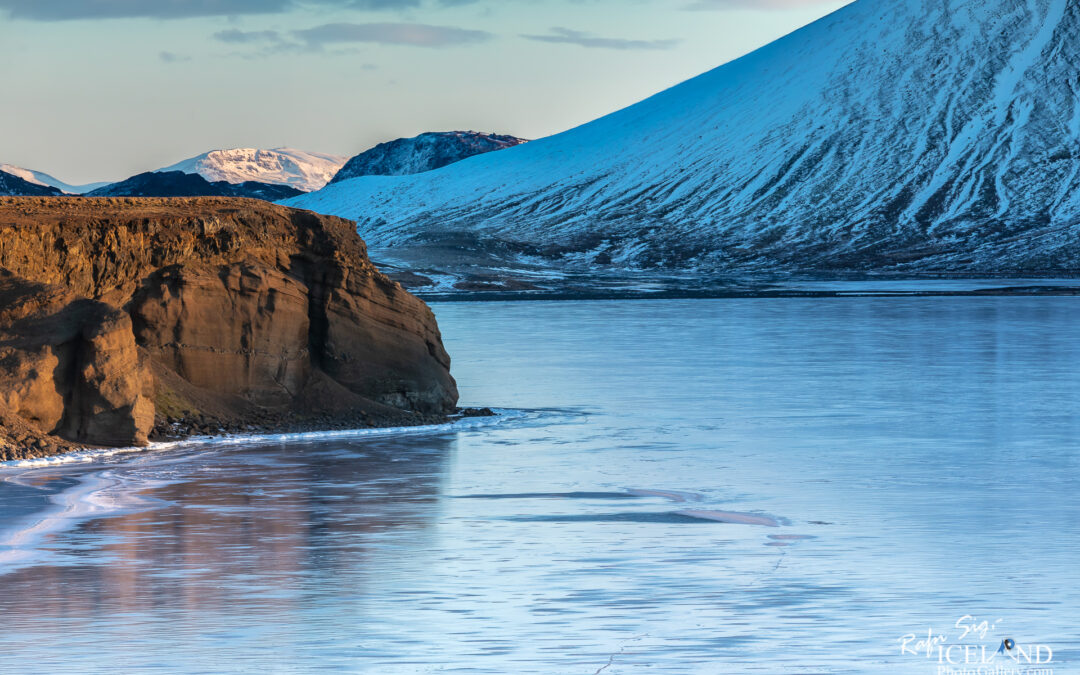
[0,197,458,461]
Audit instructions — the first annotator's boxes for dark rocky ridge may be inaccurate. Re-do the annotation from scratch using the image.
[330,131,526,184]
[0,196,458,461]
[87,171,304,200]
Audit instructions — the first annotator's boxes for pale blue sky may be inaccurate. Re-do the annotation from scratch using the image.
[0,0,851,183]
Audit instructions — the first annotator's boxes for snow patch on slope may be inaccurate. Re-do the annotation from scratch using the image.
[0,165,108,194]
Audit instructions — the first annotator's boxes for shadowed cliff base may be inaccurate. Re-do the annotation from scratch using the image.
[0,196,459,461]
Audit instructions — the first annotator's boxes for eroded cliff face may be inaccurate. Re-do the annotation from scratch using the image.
[0,196,458,461]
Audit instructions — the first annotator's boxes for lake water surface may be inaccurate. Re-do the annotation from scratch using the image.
[1,298,1077,673]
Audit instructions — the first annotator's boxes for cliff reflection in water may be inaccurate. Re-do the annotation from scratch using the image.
[0,433,455,624]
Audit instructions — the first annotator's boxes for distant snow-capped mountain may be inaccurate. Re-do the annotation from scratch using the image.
[0,169,65,196]
[0,164,108,194]
[287,0,1080,280]
[88,171,304,200]
[329,132,527,184]
[160,148,347,192]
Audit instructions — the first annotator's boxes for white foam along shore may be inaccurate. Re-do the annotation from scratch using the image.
[0,468,128,569]
[0,409,523,470]
[0,410,524,574]
[0,464,185,573]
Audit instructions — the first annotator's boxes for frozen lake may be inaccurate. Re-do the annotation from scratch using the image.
[1,298,1077,673]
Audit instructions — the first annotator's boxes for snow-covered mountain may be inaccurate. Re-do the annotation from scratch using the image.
[0,164,108,194]
[329,132,527,184]
[160,148,347,192]
[287,0,1080,279]
[87,171,304,200]
[0,169,65,196]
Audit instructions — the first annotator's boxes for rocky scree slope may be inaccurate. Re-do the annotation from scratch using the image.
[0,197,458,461]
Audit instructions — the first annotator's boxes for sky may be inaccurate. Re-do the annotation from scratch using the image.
[0,0,852,184]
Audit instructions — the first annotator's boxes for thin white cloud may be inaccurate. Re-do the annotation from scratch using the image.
[0,0,423,21]
[214,29,285,44]
[158,51,192,63]
[684,0,841,9]
[293,22,494,48]
[522,27,680,50]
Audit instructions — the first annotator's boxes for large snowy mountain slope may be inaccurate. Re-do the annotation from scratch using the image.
[161,148,347,192]
[286,0,1080,275]
[329,132,527,184]
[0,164,108,194]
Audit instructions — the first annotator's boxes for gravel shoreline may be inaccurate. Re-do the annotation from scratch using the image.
[149,407,497,442]
[1,407,496,463]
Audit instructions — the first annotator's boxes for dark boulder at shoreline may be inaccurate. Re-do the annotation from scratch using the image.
[0,196,458,461]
